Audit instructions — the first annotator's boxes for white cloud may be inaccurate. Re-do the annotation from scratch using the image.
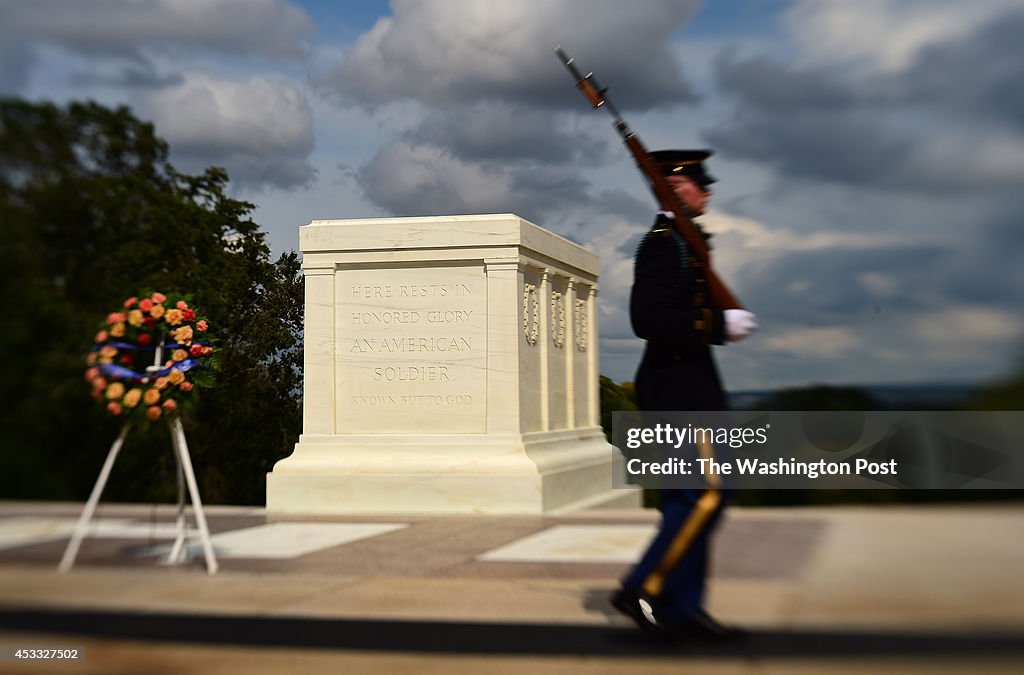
[761,326,861,360]
[330,0,701,108]
[857,272,900,298]
[785,0,1021,73]
[910,306,1022,345]
[3,0,314,60]
[143,72,315,189]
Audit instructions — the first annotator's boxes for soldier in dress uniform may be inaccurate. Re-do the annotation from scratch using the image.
[612,149,758,640]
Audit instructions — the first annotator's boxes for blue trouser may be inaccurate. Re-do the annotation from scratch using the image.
[622,488,727,624]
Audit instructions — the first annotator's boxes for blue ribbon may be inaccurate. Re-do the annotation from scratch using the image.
[92,340,210,352]
[98,358,204,383]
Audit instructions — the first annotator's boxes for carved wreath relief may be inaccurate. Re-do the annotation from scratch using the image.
[551,290,566,348]
[523,282,539,345]
[575,298,588,352]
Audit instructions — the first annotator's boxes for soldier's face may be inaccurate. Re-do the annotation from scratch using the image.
[667,175,710,215]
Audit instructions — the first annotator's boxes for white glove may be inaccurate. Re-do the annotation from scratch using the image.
[724,309,758,342]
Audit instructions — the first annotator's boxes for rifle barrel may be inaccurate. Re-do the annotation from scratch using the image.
[554,45,745,310]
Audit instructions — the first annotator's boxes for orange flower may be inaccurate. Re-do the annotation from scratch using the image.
[150,304,165,319]
[146,406,162,421]
[168,369,185,385]
[172,349,188,362]
[162,399,178,412]
[105,382,125,400]
[143,388,161,406]
[155,376,169,391]
[128,309,144,327]
[107,402,123,416]
[173,325,193,345]
[179,381,194,393]
[165,308,183,326]
[110,322,126,337]
[123,389,142,408]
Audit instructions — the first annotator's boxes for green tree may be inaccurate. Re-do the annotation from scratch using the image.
[970,349,1024,410]
[753,384,884,411]
[599,375,637,441]
[0,99,303,505]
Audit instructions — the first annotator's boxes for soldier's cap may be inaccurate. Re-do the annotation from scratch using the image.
[651,149,716,188]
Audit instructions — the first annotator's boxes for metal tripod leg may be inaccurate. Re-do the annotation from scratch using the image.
[164,441,188,565]
[58,424,130,573]
[167,415,218,575]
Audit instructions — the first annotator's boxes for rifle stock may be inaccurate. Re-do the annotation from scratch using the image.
[555,47,744,310]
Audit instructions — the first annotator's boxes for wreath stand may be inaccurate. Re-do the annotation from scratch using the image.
[59,342,219,575]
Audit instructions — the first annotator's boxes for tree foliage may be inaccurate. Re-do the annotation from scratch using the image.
[599,375,637,441]
[0,99,303,505]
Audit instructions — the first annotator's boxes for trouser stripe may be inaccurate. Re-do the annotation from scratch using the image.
[641,440,722,598]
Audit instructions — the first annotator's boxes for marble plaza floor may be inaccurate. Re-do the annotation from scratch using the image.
[0,500,1023,673]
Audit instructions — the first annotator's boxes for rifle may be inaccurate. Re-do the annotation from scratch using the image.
[555,46,744,310]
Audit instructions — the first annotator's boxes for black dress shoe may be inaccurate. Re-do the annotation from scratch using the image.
[610,588,679,639]
[675,610,748,641]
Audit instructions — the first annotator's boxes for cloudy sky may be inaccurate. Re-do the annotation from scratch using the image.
[3,0,1022,390]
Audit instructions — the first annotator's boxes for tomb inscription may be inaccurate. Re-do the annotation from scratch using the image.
[335,266,486,433]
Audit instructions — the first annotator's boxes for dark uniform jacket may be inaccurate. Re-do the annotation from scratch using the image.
[630,214,728,412]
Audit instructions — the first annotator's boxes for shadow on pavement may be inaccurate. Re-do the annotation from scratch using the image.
[2,609,1023,658]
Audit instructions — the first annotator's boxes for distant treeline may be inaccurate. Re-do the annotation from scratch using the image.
[599,375,1024,507]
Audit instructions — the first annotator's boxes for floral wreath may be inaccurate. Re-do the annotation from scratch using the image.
[85,291,217,422]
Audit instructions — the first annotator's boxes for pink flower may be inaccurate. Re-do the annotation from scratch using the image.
[139,298,154,312]
[107,402,123,416]
[152,292,167,304]
[176,301,189,310]
[95,330,109,343]
[146,406,162,421]
[179,381,194,393]
[106,312,126,325]
[196,320,208,332]
[123,296,138,309]
[162,399,178,412]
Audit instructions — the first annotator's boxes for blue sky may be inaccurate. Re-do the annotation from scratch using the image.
[3,0,1023,390]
